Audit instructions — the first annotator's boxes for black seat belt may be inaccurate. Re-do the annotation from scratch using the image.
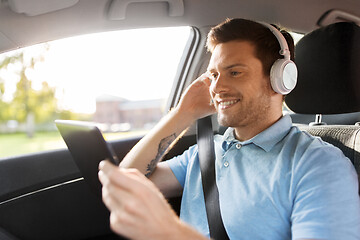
[197,116,230,240]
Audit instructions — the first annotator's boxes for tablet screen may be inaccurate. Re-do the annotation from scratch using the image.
[55,120,120,197]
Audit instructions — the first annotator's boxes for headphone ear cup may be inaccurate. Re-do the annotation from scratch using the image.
[270,59,298,95]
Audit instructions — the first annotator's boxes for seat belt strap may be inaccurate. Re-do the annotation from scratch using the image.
[197,116,230,240]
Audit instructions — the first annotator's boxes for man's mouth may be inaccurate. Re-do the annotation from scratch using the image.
[217,99,240,109]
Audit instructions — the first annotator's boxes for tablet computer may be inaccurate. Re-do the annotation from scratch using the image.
[55,120,120,197]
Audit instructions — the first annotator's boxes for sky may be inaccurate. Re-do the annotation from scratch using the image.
[0,27,191,114]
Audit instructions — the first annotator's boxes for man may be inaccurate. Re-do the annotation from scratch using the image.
[98,18,360,239]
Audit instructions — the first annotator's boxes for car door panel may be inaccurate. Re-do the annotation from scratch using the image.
[0,136,141,239]
[0,150,81,204]
[0,133,197,239]
[0,179,117,240]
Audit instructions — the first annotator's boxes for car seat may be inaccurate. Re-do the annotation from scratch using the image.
[285,22,360,189]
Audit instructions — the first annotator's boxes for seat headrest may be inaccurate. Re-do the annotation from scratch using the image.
[285,22,360,114]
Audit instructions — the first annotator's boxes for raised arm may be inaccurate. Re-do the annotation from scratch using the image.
[119,73,215,195]
[99,73,215,240]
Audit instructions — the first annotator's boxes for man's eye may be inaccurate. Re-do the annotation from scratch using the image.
[210,73,218,81]
[231,71,241,76]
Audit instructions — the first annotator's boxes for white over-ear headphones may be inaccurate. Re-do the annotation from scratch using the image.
[260,23,298,95]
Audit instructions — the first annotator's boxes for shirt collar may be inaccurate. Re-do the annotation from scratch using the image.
[222,114,293,152]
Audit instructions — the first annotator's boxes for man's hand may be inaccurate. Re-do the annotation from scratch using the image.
[176,72,216,122]
[98,161,207,240]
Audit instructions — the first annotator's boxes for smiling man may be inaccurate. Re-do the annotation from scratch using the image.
[98,18,360,239]
[207,40,281,141]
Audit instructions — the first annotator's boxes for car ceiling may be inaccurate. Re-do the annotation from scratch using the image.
[0,0,359,54]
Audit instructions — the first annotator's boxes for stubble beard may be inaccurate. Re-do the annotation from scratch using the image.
[217,92,272,129]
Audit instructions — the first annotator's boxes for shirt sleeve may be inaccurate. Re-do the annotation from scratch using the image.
[166,144,198,188]
[291,141,360,239]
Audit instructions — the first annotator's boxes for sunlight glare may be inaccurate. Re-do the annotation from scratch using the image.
[21,27,190,113]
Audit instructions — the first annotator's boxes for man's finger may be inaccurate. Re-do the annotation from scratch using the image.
[99,161,155,196]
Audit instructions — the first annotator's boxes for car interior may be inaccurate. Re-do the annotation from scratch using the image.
[0,0,360,239]
[285,22,360,182]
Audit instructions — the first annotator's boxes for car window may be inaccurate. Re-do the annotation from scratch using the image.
[0,27,192,158]
[290,32,303,44]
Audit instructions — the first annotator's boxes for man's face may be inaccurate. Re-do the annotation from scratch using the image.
[207,40,274,129]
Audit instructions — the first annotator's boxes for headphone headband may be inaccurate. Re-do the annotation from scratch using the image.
[260,22,291,60]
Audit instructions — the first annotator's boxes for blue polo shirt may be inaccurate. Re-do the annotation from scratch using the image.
[167,115,360,239]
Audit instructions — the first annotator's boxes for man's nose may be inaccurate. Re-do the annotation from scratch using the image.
[210,74,230,94]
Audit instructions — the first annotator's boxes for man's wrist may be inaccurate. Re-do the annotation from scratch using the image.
[168,218,208,240]
[171,106,197,128]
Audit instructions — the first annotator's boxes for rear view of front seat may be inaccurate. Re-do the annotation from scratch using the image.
[285,22,360,189]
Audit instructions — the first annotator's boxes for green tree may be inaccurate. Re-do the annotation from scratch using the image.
[11,57,57,123]
[0,53,22,122]
[0,46,58,137]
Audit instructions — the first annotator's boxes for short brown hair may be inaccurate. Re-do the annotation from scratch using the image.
[206,18,295,76]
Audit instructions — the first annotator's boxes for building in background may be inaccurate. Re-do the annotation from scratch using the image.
[94,94,165,132]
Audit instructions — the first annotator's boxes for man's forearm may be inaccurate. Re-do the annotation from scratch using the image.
[119,107,194,176]
[120,74,215,176]
[144,132,177,177]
